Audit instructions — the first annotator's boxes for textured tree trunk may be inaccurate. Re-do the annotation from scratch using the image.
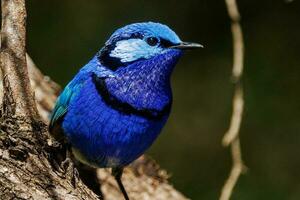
[0,1,188,199]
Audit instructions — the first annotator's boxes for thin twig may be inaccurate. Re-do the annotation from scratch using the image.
[222,86,243,146]
[219,0,247,200]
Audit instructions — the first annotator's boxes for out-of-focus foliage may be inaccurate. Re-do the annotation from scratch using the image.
[27,0,300,199]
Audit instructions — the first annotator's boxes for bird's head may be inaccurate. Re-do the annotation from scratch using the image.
[98,22,202,71]
[92,22,202,112]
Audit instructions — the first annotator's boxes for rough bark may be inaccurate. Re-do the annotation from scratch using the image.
[0,0,188,199]
[1,0,38,119]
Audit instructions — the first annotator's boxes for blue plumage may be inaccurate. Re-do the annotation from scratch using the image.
[49,21,201,199]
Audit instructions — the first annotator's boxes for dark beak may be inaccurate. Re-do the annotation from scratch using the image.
[170,42,204,50]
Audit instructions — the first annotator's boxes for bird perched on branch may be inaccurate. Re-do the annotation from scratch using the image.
[49,22,202,200]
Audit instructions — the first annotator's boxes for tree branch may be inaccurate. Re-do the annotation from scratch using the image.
[0,0,38,119]
[219,0,247,200]
[26,54,61,122]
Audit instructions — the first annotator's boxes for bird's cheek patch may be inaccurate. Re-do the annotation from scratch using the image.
[110,39,161,63]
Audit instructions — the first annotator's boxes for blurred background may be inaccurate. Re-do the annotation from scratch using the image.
[27,0,300,199]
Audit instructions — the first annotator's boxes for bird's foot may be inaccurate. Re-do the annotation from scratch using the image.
[112,167,130,200]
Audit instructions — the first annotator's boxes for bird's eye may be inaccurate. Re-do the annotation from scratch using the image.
[146,37,159,46]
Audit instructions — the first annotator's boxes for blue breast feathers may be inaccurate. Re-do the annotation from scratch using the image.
[62,75,169,167]
[50,49,181,168]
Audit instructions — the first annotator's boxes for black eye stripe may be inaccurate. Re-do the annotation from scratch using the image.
[98,33,176,71]
[159,38,174,48]
[109,33,174,48]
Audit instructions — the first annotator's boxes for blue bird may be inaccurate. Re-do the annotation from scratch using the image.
[49,22,202,200]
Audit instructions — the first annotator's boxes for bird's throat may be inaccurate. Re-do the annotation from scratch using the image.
[99,50,182,115]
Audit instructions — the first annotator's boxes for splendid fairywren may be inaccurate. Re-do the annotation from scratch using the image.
[50,22,202,200]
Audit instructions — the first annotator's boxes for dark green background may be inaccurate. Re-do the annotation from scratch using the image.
[27,0,300,199]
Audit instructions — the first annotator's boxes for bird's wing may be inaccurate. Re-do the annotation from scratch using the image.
[49,80,83,140]
[49,56,115,140]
